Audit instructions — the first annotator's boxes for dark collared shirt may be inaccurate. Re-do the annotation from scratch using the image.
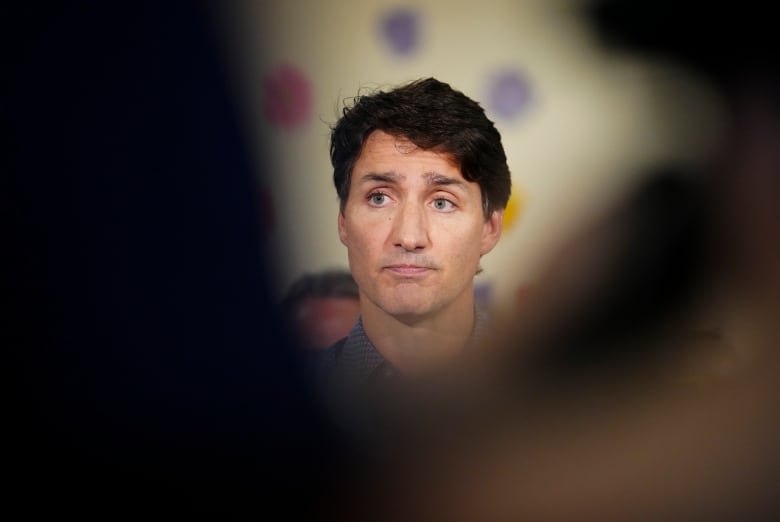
[321,316,389,381]
[316,309,489,454]
[321,308,488,383]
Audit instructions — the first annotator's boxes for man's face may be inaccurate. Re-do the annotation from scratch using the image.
[338,130,503,324]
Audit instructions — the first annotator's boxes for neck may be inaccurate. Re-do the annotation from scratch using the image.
[360,295,477,376]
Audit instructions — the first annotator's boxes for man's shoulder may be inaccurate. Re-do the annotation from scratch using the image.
[313,336,348,378]
[322,336,348,363]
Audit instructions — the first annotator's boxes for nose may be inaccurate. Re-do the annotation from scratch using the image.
[391,201,430,251]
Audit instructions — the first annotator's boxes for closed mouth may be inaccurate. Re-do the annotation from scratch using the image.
[384,264,432,275]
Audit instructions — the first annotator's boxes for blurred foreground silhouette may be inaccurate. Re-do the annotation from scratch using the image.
[318,2,780,520]
[7,2,779,519]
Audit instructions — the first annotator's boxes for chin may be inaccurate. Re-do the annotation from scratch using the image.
[380,300,435,323]
[388,311,429,326]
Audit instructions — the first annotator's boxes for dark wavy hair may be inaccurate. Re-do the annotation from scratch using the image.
[330,78,511,218]
[280,269,358,314]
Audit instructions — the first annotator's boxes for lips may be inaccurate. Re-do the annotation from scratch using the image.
[384,264,432,276]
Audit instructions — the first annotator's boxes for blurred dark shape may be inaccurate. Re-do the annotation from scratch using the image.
[511,167,711,389]
[588,0,778,90]
[325,2,780,520]
[4,1,338,517]
[584,0,780,363]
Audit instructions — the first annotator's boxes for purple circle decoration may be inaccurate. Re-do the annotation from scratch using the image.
[487,69,533,121]
[262,64,312,130]
[379,8,421,56]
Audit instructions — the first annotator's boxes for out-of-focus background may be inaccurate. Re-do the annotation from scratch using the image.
[214,0,723,311]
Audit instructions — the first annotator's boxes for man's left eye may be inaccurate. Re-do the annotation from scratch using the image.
[432,199,454,211]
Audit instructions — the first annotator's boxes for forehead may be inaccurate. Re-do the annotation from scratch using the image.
[354,130,461,175]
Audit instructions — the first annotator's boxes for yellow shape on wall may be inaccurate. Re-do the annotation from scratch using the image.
[503,186,525,231]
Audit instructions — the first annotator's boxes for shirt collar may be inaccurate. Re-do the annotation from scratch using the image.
[338,307,489,381]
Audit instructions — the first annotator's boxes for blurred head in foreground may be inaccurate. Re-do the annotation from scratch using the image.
[323,2,780,521]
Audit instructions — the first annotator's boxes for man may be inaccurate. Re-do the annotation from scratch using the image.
[280,270,360,351]
[323,77,511,389]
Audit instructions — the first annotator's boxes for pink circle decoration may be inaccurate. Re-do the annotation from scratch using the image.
[262,64,312,130]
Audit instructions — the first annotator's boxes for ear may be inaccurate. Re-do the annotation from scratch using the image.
[480,209,503,255]
[338,209,348,247]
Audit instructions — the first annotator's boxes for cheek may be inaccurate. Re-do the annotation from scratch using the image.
[345,226,379,275]
[447,220,487,253]
[348,218,387,249]
[450,227,483,266]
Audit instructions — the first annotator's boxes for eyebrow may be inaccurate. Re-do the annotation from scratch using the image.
[358,171,467,191]
[423,172,467,190]
[359,172,404,184]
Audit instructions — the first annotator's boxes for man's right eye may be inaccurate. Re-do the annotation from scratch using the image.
[368,192,389,206]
